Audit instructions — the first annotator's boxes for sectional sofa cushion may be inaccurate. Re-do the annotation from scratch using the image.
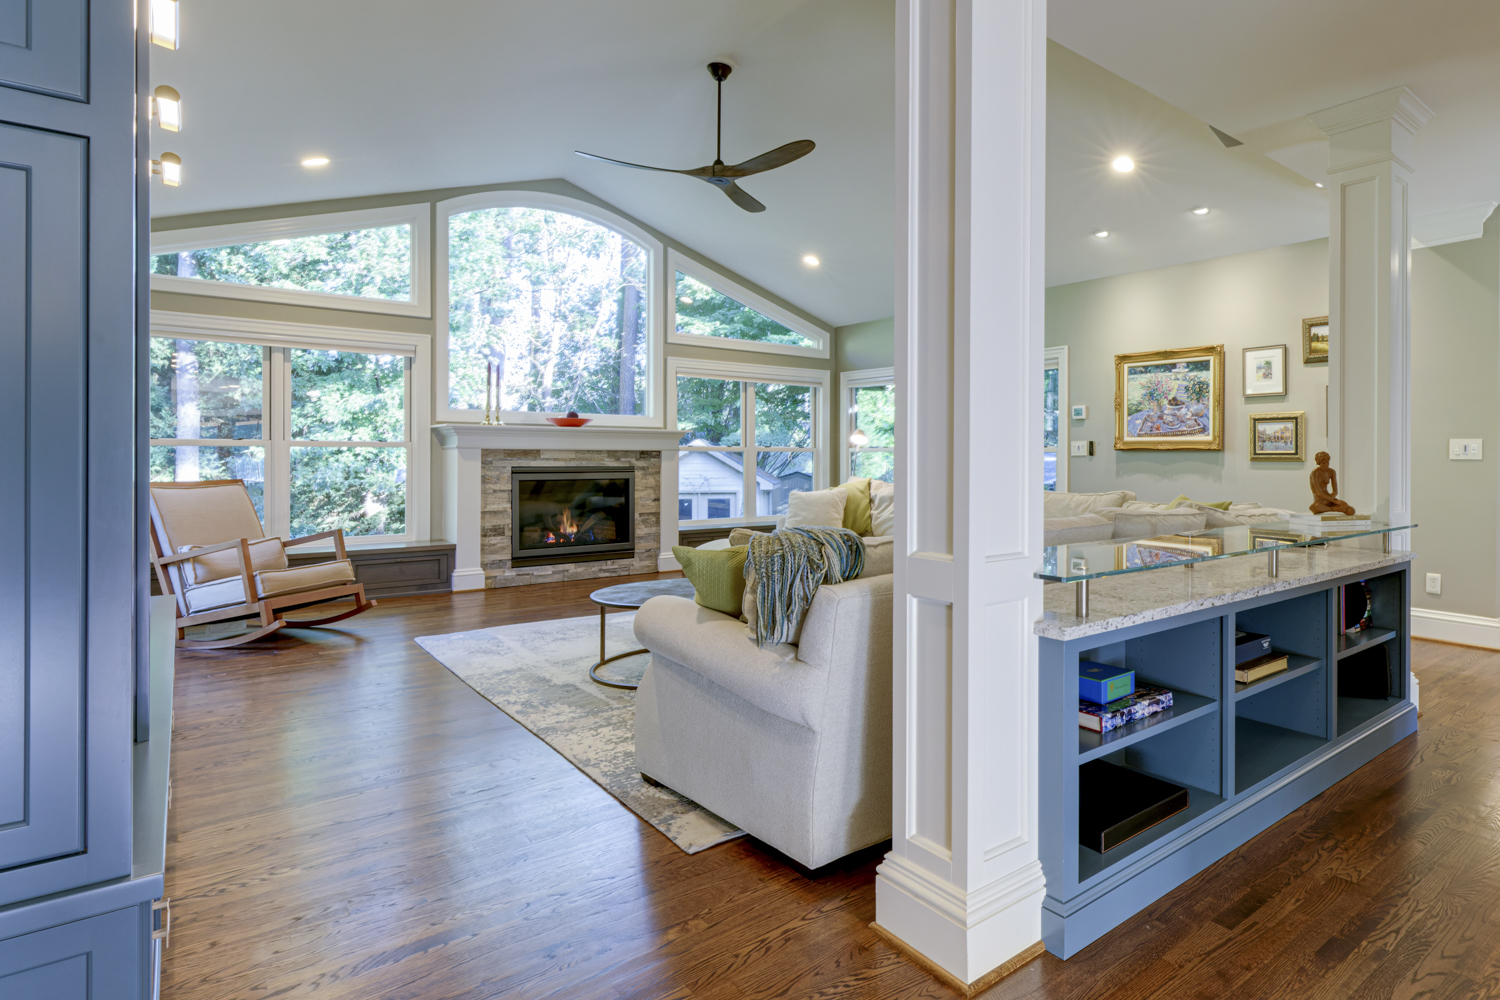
[1044,514,1115,546]
[785,488,848,528]
[869,478,894,537]
[1109,509,1208,539]
[1043,490,1137,519]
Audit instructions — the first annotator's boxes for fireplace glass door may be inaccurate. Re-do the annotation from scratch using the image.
[512,469,635,563]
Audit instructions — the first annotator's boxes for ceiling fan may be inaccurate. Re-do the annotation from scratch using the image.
[576,62,815,214]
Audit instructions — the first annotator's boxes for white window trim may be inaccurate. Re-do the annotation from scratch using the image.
[1045,344,1069,493]
[668,356,831,530]
[839,366,896,482]
[149,309,433,545]
[667,249,831,360]
[149,205,433,318]
[434,190,666,427]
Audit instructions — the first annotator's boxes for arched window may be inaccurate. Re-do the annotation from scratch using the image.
[437,193,663,425]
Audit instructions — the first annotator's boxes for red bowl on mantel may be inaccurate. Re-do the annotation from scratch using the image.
[546,416,592,427]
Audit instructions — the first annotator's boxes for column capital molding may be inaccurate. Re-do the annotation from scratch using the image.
[1308,85,1434,138]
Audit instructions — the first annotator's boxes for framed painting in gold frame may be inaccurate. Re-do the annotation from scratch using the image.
[1249,410,1305,461]
[1302,316,1329,363]
[1114,345,1225,451]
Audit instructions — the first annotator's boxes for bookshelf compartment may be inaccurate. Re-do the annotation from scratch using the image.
[1235,717,1329,794]
[1079,617,1222,703]
[1077,769,1224,883]
[1235,591,1328,661]
[1337,696,1403,737]
[1337,628,1396,658]
[1078,692,1215,762]
[1234,654,1322,701]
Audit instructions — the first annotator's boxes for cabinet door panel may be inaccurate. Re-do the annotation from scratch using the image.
[0,122,87,872]
[0,0,87,101]
[0,908,141,999]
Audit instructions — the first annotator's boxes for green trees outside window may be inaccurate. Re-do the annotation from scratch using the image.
[448,207,647,416]
[151,225,413,302]
[676,375,818,521]
[674,272,819,350]
[849,383,895,483]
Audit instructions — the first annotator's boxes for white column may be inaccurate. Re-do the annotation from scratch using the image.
[438,433,487,591]
[876,0,1047,987]
[1310,87,1431,527]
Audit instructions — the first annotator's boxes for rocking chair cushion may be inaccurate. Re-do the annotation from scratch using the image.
[177,537,288,585]
[182,559,359,614]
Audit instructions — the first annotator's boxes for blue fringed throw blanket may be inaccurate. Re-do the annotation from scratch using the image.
[746,527,864,647]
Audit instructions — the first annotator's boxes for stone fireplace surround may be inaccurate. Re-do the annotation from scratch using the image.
[435,424,686,590]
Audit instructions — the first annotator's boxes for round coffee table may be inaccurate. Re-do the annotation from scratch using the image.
[587,578,697,689]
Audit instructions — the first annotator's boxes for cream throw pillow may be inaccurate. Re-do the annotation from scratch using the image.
[177,537,288,585]
[869,479,894,536]
[784,488,847,528]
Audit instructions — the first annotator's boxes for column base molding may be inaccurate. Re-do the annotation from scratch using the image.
[871,922,1045,997]
[875,854,1046,983]
[450,568,487,592]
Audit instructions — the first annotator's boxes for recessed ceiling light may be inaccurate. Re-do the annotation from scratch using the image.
[1192,207,1210,216]
[1111,156,1135,173]
[301,156,330,168]
[1315,182,1324,188]
[802,255,820,266]
[1093,230,1110,239]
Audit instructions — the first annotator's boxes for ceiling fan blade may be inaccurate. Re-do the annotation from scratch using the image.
[574,150,715,177]
[718,180,767,213]
[718,140,816,177]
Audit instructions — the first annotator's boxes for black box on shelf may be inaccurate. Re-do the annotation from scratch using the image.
[1234,630,1273,665]
[1078,759,1190,853]
[1339,642,1390,699]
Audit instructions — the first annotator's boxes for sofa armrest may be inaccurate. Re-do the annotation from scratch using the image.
[633,596,826,728]
[796,574,893,674]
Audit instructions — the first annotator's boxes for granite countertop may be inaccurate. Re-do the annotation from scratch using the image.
[1035,546,1411,642]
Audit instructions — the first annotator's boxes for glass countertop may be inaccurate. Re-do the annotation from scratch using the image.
[1036,521,1414,584]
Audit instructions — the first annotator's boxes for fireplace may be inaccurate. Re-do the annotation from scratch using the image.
[511,468,635,564]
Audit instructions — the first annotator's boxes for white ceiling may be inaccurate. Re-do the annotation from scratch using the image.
[149,0,896,328]
[152,0,1500,321]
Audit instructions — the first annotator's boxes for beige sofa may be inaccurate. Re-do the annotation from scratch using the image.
[633,549,893,869]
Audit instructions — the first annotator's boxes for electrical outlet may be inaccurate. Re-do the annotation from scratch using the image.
[1426,573,1442,595]
[1070,440,1093,457]
[1450,438,1483,460]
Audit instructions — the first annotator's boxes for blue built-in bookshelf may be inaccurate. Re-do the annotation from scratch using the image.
[1038,561,1415,958]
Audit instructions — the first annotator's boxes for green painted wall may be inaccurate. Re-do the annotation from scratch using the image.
[835,316,895,372]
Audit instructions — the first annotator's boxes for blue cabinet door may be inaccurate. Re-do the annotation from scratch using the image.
[0,122,88,875]
[0,908,143,1000]
[0,0,88,101]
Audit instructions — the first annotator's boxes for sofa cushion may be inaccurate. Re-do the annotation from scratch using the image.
[1044,514,1115,546]
[1043,490,1136,519]
[838,478,873,536]
[1110,509,1208,539]
[863,536,894,577]
[672,544,749,616]
[1120,500,1175,512]
[1168,493,1232,510]
[785,488,847,528]
[869,479,894,536]
[1173,502,1243,528]
[255,559,357,598]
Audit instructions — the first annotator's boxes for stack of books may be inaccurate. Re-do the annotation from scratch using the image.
[1286,512,1372,533]
[1236,651,1290,684]
[1079,685,1175,733]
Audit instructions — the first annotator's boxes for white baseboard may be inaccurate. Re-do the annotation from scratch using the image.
[1411,607,1500,650]
[451,568,487,592]
[658,553,681,572]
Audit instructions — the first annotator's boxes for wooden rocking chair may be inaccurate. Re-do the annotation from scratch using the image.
[149,479,377,649]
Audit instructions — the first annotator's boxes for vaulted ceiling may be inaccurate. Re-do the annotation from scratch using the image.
[151,0,1500,324]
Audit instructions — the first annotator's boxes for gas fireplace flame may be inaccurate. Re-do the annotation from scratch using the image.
[542,508,601,545]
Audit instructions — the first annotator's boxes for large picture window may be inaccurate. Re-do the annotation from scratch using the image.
[149,205,430,317]
[673,361,828,524]
[667,250,829,359]
[149,334,414,541]
[438,193,663,425]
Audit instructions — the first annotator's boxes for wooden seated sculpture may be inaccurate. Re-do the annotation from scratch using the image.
[1309,451,1356,515]
[149,479,376,648]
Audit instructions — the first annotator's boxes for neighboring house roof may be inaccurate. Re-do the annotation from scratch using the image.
[680,446,778,490]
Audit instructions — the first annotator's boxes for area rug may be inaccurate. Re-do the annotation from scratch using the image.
[414,613,745,854]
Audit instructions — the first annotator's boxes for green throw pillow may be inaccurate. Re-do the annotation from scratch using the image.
[672,545,749,616]
[839,477,873,536]
[1168,493,1232,511]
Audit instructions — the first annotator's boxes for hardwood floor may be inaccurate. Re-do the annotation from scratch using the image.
[164,580,1500,999]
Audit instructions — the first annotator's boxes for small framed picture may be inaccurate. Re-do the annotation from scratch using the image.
[1249,411,1305,461]
[1303,316,1329,364]
[1242,344,1287,397]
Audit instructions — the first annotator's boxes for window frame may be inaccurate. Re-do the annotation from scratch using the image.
[1044,344,1069,493]
[667,249,831,360]
[839,367,896,483]
[667,356,831,529]
[148,310,432,544]
[149,204,433,318]
[434,190,666,427]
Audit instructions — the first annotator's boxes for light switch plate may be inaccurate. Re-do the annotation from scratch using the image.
[1450,438,1483,460]
[1426,573,1442,595]
[1071,404,1088,420]
[1070,440,1093,456]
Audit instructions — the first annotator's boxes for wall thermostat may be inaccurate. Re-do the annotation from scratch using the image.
[1071,404,1088,420]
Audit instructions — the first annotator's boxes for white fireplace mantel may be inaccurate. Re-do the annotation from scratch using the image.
[433,423,685,590]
